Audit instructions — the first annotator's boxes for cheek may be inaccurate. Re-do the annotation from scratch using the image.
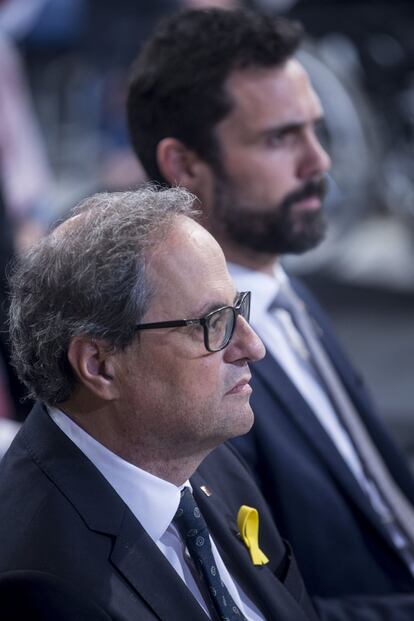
[225,151,295,202]
[124,338,226,412]
[180,359,223,402]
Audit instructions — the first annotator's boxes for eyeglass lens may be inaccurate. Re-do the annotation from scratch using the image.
[206,293,250,351]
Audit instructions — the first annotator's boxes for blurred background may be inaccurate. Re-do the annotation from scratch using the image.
[0,0,413,461]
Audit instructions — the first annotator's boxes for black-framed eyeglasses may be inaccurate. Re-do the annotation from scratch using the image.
[134,291,251,352]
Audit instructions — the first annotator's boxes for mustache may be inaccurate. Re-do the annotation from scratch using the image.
[283,177,328,209]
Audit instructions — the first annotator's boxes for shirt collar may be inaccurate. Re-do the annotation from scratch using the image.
[48,406,188,542]
[227,261,288,321]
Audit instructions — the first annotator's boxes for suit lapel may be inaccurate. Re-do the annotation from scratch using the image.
[315,316,373,412]
[290,279,372,412]
[110,511,208,621]
[24,404,209,621]
[191,472,311,621]
[252,353,390,537]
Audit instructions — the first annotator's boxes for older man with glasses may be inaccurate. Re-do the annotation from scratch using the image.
[0,187,318,621]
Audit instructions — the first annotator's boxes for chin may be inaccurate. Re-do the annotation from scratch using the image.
[230,407,254,439]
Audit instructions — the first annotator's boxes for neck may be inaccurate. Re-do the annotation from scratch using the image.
[59,400,209,486]
[126,450,212,486]
[216,235,279,277]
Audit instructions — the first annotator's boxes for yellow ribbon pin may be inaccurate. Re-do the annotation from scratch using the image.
[237,505,269,566]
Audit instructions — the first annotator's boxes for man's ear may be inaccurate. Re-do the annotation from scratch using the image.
[67,336,119,401]
[157,137,207,191]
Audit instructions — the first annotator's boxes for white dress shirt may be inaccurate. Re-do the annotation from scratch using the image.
[48,407,264,621]
[228,262,373,491]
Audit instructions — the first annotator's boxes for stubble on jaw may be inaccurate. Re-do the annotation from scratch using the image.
[210,174,328,258]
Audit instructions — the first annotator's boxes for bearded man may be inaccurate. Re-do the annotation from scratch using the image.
[127,8,414,620]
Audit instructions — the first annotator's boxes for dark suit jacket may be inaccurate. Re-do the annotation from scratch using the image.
[231,278,414,619]
[0,570,112,621]
[0,402,317,621]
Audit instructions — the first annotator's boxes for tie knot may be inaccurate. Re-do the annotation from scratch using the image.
[174,488,208,541]
[269,283,305,317]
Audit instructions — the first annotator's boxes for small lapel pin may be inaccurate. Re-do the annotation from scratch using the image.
[237,505,269,566]
[200,485,213,497]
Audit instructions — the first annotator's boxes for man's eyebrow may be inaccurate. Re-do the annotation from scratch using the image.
[195,292,239,317]
[264,122,303,135]
[261,115,325,137]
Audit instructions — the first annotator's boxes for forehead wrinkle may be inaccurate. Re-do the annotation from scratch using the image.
[145,219,236,319]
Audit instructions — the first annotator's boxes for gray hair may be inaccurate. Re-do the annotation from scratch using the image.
[9,185,197,405]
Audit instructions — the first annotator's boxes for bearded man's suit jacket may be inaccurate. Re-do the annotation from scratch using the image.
[231,279,414,620]
[0,403,318,621]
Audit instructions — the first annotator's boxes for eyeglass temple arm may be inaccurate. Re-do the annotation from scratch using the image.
[135,318,204,331]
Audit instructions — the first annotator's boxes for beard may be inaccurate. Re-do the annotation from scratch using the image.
[212,175,328,255]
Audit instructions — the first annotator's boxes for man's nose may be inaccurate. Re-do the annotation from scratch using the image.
[224,316,266,363]
[299,131,331,179]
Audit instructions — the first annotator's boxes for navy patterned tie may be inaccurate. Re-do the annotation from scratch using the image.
[173,487,246,620]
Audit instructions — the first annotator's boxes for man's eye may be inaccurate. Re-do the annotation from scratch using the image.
[264,133,283,147]
[264,127,302,149]
[208,311,225,333]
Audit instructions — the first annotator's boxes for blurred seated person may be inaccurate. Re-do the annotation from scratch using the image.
[0,30,53,422]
